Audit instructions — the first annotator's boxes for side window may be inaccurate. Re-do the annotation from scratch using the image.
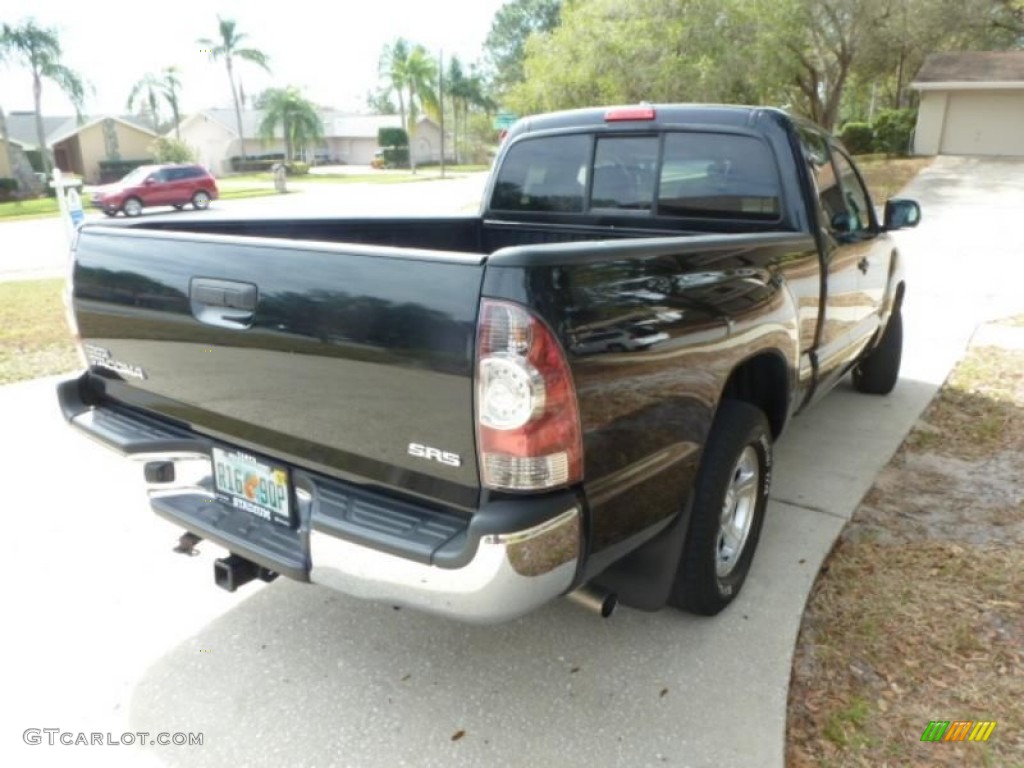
[591,136,658,211]
[490,135,590,213]
[798,127,846,230]
[831,148,873,233]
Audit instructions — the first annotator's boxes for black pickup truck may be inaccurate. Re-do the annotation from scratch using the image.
[58,104,920,622]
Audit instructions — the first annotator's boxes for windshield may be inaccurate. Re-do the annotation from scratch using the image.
[120,167,154,185]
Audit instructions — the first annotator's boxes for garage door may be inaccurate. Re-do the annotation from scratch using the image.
[941,90,1024,156]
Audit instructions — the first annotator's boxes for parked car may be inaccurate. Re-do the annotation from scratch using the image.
[91,164,218,217]
[60,104,920,623]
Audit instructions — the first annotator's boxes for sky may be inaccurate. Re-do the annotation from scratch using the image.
[0,0,509,118]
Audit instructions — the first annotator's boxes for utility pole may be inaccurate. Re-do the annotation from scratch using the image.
[439,48,445,179]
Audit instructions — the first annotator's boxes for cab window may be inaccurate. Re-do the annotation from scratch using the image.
[490,134,590,213]
[657,133,781,219]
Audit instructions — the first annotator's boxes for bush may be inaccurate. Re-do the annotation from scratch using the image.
[151,137,196,163]
[24,150,44,173]
[381,147,409,168]
[285,162,309,176]
[0,177,17,202]
[872,109,916,156]
[98,158,154,183]
[378,127,408,148]
[838,122,875,155]
[229,153,284,173]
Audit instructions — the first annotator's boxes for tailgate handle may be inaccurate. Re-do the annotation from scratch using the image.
[190,278,258,329]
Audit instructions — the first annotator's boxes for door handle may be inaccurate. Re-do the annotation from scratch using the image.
[190,278,258,329]
[857,258,869,274]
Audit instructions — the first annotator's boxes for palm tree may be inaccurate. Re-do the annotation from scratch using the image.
[162,66,183,140]
[127,72,163,130]
[257,87,323,163]
[379,38,410,144]
[0,35,21,193]
[402,45,438,174]
[2,20,85,176]
[198,17,270,161]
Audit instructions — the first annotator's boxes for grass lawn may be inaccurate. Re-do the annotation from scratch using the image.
[855,155,933,204]
[0,197,61,221]
[0,278,79,385]
[787,333,1024,767]
[224,165,489,186]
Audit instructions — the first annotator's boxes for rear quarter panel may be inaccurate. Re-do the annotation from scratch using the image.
[483,233,817,575]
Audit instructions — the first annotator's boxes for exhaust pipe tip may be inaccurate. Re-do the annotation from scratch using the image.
[566,585,617,618]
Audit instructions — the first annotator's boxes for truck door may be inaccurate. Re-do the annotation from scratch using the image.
[830,146,891,315]
[799,128,889,398]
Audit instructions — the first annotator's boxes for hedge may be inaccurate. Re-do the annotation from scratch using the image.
[838,122,874,155]
[99,158,154,183]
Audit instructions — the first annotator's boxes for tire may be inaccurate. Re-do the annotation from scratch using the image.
[853,307,902,395]
[122,197,143,217]
[670,400,772,616]
[192,190,211,210]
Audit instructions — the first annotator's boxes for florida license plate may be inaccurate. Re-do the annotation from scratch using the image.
[212,447,292,526]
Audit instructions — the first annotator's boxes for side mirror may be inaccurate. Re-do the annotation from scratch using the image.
[830,211,856,234]
[884,199,921,230]
[144,176,156,185]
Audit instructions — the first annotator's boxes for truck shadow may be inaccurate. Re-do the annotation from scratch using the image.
[124,375,955,768]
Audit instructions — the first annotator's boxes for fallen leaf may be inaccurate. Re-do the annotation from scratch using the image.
[451,730,465,742]
[660,688,669,698]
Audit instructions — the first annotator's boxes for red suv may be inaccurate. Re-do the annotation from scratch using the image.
[92,164,219,217]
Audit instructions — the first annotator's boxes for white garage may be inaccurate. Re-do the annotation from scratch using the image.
[912,51,1024,157]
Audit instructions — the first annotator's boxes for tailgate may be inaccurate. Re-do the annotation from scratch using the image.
[71,226,486,509]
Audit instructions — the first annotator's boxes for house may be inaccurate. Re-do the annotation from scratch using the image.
[911,51,1024,157]
[2,111,159,183]
[177,108,446,175]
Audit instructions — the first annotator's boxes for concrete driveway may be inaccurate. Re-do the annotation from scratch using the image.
[2,157,1022,768]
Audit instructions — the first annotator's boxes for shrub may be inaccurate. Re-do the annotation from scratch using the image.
[872,109,916,156]
[229,153,284,173]
[838,122,875,155]
[98,158,154,183]
[0,177,17,202]
[285,162,309,176]
[378,127,408,148]
[24,150,44,173]
[151,137,196,163]
[381,147,409,168]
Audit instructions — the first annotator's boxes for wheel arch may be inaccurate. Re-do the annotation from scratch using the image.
[718,350,791,438]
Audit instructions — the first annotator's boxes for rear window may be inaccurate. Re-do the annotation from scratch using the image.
[657,133,780,219]
[490,131,781,220]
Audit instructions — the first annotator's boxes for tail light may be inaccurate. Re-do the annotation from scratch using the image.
[476,299,583,491]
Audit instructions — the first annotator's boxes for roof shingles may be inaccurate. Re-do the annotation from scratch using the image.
[914,51,1024,84]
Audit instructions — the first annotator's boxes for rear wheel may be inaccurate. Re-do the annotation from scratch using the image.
[853,307,902,395]
[669,400,772,616]
[122,197,143,217]
[192,190,211,210]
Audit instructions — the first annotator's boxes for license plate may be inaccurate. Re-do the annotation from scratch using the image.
[212,448,291,526]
